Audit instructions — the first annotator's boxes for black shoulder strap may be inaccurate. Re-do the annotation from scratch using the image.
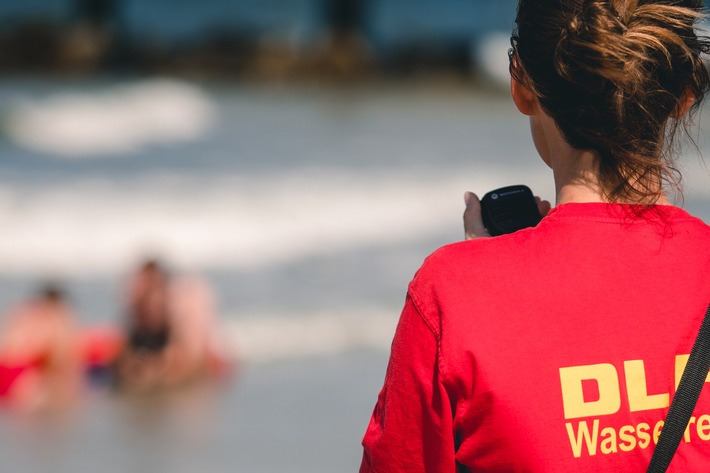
[647,303,710,473]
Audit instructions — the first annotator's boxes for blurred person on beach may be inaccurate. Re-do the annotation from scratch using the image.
[113,258,227,392]
[360,0,710,471]
[0,284,81,413]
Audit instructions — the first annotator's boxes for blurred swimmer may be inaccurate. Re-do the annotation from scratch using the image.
[114,259,229,392]
[0,284,80,412]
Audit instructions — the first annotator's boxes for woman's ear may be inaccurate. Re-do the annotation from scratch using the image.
[511,76,538,116]
[671,88,695,118]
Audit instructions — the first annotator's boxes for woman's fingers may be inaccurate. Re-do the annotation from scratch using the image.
[463,192,491,240]
[535,196,552,217]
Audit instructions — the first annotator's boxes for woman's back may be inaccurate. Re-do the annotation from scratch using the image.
[362,204,710,472]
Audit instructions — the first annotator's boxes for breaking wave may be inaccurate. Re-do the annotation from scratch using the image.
[4,79,216,157]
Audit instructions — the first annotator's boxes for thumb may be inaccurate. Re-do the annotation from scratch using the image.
[463,192,490,240]
[535,196,552,217]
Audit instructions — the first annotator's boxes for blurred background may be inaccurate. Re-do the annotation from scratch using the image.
[0,1,710,472]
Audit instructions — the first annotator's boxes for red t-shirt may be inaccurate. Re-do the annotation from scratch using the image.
[361,203,710,472]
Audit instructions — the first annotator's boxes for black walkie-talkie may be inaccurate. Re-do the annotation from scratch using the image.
[480,185,542,236]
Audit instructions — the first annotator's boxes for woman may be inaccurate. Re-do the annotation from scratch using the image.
[360,0,710,471]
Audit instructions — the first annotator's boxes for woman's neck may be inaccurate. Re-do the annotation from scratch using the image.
[551,148,671,207]
[525,98,671,207]
[549,142,603,205]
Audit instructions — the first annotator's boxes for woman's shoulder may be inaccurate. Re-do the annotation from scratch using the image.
[409,232,530,294]
[408,203,710,294]
[417,238,495,274]
[419,224,542,268]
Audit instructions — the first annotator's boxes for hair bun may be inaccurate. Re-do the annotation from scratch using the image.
[513,0,710,203]
[554,2,630,86]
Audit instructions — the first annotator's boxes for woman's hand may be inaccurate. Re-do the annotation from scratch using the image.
[463,192,491,240]
[463,191,551,240]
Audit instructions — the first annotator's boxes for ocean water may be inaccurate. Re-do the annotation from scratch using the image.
[0,77,709,472]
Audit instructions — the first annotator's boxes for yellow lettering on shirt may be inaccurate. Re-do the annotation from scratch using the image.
[637,422,651,449]
[566,415,710,458]
[561,355,710,459]
[560,364,621,419]
[566,420,599,458]
[618,425,636,452]
[600,427,618,454]
[684,416,697,443]
[697,415,710,441]
[624,360,669,412]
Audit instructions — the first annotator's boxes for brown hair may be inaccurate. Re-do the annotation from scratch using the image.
[511,0,710,203]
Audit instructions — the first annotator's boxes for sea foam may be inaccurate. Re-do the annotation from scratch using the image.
[0,169,552,277]
[4,79,216,157]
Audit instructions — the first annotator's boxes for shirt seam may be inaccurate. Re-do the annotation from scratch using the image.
[407,286,451,386]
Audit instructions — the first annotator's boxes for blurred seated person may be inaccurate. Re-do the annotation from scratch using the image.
[168,273,229,382]
[0,284,80,412]
[114,259,226,392]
